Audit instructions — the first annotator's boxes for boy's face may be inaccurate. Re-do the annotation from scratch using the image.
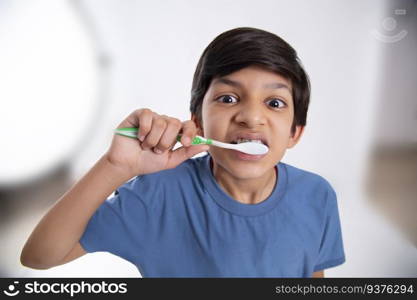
[192,65,304,179]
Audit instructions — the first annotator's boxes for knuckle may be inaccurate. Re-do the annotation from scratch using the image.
[170,118,182,129]
[183,128,193,137]
[139,122,150,132]
[184,119,196,129]
[140,108,152,114]
[157,140,170,150]
[144,135,157,146]
[184,122,196,134]
[135,108,144,117]
[139,127,150,137]
[153,118,167,130]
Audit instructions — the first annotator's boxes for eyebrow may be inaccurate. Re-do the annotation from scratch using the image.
[213,78,291,92]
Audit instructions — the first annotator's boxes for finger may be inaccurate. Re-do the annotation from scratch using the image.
[180,120,198,147]
[154,117,182,153]
[141,116,167,152]
[116,108,149,133]
[167,145,210,169]
[136,109,155,142]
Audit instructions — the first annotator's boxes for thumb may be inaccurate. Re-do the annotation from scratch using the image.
[167,145,210,169]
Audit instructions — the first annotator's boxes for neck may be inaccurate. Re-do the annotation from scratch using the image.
[211,158,277,205]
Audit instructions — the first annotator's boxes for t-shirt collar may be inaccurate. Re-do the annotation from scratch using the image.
[198,153,287,217]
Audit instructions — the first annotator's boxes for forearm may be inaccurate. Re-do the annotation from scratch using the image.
[20,154,132,269]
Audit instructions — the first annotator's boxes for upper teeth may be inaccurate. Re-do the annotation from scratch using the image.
[236,138,263,144]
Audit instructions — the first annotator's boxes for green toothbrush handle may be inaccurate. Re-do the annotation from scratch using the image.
[114,127,213,145]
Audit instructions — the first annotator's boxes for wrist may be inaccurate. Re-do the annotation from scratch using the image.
[100,153,136,184]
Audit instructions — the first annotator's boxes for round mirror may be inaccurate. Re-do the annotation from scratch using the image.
[0,0,99,187]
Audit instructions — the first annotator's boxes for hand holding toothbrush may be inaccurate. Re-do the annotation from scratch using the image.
[105,108,210,177]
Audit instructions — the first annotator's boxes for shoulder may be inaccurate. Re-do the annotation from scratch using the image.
[280,162,337,207]
[281,162,334,191]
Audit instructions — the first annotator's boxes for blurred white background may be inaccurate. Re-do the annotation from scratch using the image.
[1,0,416,277]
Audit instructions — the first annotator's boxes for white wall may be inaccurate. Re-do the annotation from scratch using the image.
[1,0,416,277]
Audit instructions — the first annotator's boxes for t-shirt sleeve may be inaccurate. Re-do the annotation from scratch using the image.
[313,185,346,272]
[79,176,152,264]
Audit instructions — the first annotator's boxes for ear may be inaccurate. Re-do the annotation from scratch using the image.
[191,114,204,136]
[287,125,305,149]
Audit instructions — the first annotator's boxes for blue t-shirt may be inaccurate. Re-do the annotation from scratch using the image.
[80,153,345,277]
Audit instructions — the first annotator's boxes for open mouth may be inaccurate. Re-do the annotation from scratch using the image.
[230,138,268,147]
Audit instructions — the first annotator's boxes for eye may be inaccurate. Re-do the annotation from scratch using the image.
[266,98,286,109]
[216,95,238,104]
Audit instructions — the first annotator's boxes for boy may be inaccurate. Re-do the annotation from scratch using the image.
[21,27,345,277]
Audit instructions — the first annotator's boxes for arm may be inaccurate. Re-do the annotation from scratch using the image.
[21,109,207,270]
[312,270,324,278]
[20,154,132,269]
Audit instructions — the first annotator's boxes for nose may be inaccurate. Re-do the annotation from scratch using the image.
[234,99,267,128]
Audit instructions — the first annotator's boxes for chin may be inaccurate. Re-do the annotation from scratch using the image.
[230,163,273,178]
[212,156,271,178]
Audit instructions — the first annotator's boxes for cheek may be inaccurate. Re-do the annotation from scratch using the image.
[203,109,229,133]
[272,118,293,136]
[205,120,228,138]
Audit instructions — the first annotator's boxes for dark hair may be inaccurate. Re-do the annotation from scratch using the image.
[190,27,310,135]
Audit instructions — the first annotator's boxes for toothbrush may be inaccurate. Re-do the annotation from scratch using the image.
[114,127,269,155]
